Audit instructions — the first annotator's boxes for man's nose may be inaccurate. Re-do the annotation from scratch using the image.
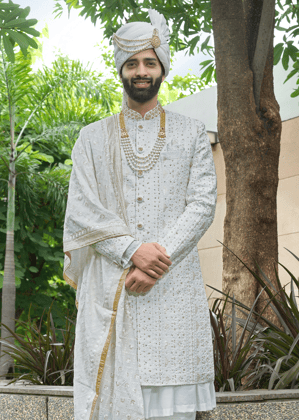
[135,62,148,78]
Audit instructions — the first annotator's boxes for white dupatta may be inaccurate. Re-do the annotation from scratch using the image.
[63,115,145,420]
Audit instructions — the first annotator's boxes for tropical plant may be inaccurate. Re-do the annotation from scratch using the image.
[0,304,75,385]
[0,50,123,348]
[209,247,299,391]
[0,0,43,377]
[209,291,265,392]
[234,249,299,390]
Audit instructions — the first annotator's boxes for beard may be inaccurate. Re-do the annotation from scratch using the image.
[122,73,163,103]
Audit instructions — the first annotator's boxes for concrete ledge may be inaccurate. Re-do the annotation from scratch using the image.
[0,383,73,397]
[0,383,299,420]
[197,401,299,420]
[0,394,47,420]
[217,389,299,403]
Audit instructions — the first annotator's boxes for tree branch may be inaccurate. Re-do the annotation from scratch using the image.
[0,155,12,173]
[252,0,275,109]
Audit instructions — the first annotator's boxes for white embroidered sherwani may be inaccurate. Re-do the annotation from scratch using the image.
[63,103,217,420]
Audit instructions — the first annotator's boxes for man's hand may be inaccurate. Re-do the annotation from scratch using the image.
[131,242,172,279]
[125,266,157,294]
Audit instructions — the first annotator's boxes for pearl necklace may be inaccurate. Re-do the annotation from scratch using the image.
[119,108,166,178]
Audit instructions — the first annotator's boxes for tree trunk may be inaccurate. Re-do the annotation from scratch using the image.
[0,157,16,377]
[210,0,281,319]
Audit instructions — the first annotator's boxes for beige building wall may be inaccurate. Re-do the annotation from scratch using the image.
[197,116,299,298]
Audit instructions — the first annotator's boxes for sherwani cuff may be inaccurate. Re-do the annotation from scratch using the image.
[121,240,143,268]
[92,236,136,268]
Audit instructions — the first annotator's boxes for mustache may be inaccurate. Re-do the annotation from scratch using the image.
[131,77,152,83]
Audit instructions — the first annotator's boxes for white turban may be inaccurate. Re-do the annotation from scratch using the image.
[113,9,170,77]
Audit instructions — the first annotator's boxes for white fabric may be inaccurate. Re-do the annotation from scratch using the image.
[64,104,217,419]
[142,382,216,418]
[63,115,145,420]
[113,9,170,76]
[121,103,217,386]
[92,235,135,267]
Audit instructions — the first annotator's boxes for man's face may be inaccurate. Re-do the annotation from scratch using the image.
[121,49,165,104]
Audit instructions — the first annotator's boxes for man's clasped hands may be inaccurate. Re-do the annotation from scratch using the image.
[125,243,172,294]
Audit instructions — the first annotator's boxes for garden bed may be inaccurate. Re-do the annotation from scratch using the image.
[1,382,299,420]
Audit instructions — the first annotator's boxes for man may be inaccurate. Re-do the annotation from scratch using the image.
[63,9,217,420]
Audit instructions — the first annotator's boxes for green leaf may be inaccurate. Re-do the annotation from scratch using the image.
[0,3,16,11]
[6,29,29,55]
[64,159,73,166]
[200,59,213,69]
[290,89,299,98]
[275,26,287,31]
[201,63,213,80]
[3,33,15,62]
[3,17,27,27]
[284,68,299,84]
[19,6,30,20]
[4,18,38,29]
[29,266,39,273]
[201,35,211,52]
[286,44,299,62]
[10,19,38,29]
[189,35,200,55]
[273,43,284,66]
[282,48,290,70]
[4,5,22,22]
[126,0,138,8]
[20,31,38,49]
[33,152,54,163]
[21,27,40,37]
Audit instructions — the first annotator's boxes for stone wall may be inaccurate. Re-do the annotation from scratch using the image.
[0,384,299,420]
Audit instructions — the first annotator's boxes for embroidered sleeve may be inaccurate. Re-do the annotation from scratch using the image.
[159,122,217,269]
[92,236,141,268]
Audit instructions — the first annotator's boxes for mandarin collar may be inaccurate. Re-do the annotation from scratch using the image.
[121,101,164,121]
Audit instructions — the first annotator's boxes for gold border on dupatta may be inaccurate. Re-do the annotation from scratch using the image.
[63,272,78,291]
[63,273,79,309]
[89,268,129,419]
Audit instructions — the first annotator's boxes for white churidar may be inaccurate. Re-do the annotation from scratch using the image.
[142,382,216,418]
[63,103,217,419]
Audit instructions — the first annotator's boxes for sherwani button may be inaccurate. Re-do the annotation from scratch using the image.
[137,223,144,230]
[138,147,144,153]
[138,125,143,130]
[137,196,143,203]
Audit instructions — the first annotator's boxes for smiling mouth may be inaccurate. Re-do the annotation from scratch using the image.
[133,80,151,87]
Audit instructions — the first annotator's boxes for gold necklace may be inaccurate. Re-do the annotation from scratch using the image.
[119,108,166,178]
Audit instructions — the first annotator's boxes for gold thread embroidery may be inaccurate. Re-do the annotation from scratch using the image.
[89,268,130,419]
[63,272,77,290]
[112,28,161,54]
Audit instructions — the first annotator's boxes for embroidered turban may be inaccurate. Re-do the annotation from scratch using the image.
[113,9,170,77]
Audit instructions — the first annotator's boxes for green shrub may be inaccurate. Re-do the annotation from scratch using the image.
[0,304,75,385]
